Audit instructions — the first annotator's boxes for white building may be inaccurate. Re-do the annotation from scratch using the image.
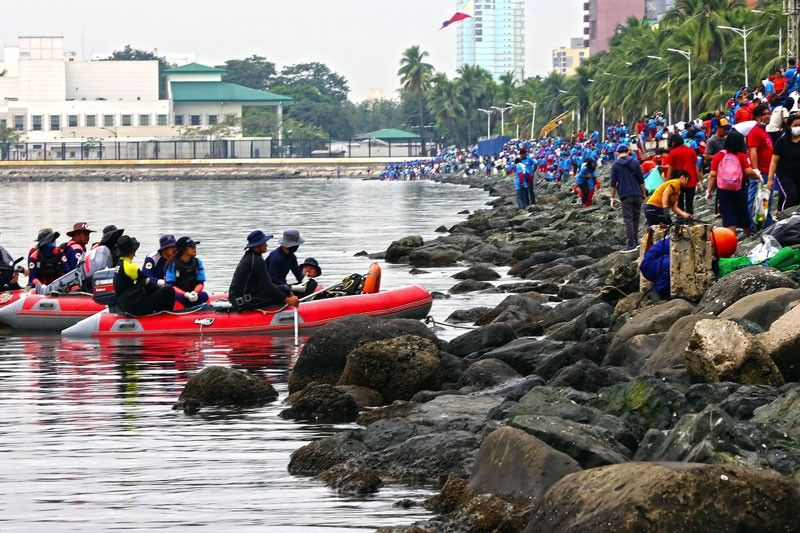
[455,0,525,81]
[0,36,291,144]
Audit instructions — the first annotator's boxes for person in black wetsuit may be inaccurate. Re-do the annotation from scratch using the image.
[113,235,175,316]
[229,230,299,311]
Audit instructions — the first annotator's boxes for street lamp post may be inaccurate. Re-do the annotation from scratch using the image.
[667,48,692,121]
[478,108,493,139]
[719,25,760,88]
[522,100,537,139]
[647,55,673,126]
[491,105,513,136]
[506,103,522,139]
[753,9,783,59]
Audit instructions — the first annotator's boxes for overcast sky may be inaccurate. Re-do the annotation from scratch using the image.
[5,0,584,101]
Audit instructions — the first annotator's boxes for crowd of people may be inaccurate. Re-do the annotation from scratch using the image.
[0,224,322,317]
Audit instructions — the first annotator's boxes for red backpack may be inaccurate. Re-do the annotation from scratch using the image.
[717,151,743,191]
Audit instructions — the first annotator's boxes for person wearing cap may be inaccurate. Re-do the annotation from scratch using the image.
[62,222,96,272]
[705,118,730,163]
[229,230,298,311]
[609,144,647,251]
[142,234,177,287]
[113,235,175,316]
[266,229,305,288]
[27,228,64,288]
[290,258,321,297]
[165,236,208,307]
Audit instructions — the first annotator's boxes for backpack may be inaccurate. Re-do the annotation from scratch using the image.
[717,151,743,191]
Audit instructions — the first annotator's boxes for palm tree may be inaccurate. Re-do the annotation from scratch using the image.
[428,73,466,145]
[398,46,434,153]
[455,64,495,142]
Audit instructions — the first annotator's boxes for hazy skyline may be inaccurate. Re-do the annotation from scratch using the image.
[6,0,584,101]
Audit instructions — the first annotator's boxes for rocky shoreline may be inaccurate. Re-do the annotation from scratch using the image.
[180,172,800,531]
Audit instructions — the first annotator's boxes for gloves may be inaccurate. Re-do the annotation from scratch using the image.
[290,275,310,293]
[157,279,166,288]
[185,291,199,303]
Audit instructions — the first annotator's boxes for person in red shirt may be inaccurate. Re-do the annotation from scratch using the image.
[665,134,699,215]
[774,71,787,94]
[735,102,754,124]
[747,103,773,228]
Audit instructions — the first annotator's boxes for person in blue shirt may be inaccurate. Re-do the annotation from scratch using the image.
[575,158,598,208]
[61,222,95,273]
[166,236,208,307]
[142,234,177,287]
[513,158,528,209]
[785,58,799,94]
[266,229,305,287]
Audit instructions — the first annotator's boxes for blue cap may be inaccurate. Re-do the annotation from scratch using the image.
[616,144,631,153]
[158,234,177,250]
[245,230,273,249]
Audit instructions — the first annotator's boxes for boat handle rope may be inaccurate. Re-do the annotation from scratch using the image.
[424,315,479,330]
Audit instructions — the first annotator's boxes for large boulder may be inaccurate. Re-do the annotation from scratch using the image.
[643,314,710,374]
[458,358,521,389]
[696,266,798,315]
[385,235,424,263]
[446,306,492,324]
[607,299,695,356]
[602,333,666,370]
[684,319,784,386]
[449,279,495,294]
[759,304,800,381]
[719,288,800,329]
[479,338,567,375]
[279,383,359,423]
[752,388,800,439]
[408,244,464,267]
[526,462,800,533]
[548,359,633,393]
[174,366,278,414]
[447,323,517,358]
[452,264,500,281]
[288,315,438,393]
[338,335,442,402]
[468,427,581,505]
[287,432,368,476]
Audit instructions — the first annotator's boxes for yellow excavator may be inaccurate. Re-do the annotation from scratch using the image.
[539,111,572,138]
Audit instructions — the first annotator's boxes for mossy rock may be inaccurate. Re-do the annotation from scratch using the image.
[590,378,688,438]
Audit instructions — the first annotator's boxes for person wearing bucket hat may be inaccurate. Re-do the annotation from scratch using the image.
[27,228,65,288]
[266,229,305,288]
[290,257,321,297]
[229,230,298,310]
[142,234,177,287]
[166,236,208,307]
[62,222,96,272]
[113,235,176,316]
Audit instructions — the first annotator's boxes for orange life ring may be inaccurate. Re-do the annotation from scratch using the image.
[362,262,382,294]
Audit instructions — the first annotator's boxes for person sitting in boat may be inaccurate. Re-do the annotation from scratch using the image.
[0,238,23,290]
[61,222,96,272]
[87,225,125,269]
[229,230,298,311]
[266,229,305,289]
[142,234,177,287]
[290,257,321,297]
[27,228,64,289]
[114,235,175,316]
[166,236,209,308]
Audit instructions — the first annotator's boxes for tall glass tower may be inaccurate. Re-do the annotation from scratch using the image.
[456,0,525,81]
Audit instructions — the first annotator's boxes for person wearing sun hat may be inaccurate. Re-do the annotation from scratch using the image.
[62,222,96,272]
[113,235,175,316]
[290,257,322,297]
[229,230,298,311]
[142,234,177,287]
[266,229,306,288]
[27,227,64,288]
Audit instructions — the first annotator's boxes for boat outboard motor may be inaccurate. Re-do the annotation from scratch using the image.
[90,267,118,305]
[39,244,116,295]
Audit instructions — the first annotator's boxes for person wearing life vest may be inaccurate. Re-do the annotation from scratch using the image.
[27,228,64,288]
[229,230,298,311]
[142,234,177,287]
[266,229,305,288]
[0,237,24,290]
[62,222,96,272]
[290,258,321,297]
[640,227,738,299]
[113,235,175,316]
[166,236,209,307]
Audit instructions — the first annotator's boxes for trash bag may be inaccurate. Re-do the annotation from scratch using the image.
[753,184,771,231]
[644,167,663,194]
[766,247,800,272]
[765,214,800,246]
[718,256,753,277]
[747,234,782,264]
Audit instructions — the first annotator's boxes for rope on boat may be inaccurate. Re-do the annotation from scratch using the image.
[424,315,479,330]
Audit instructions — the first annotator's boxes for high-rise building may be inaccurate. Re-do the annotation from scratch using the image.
[584,0,645,54]
[456,0,525,81]
[645,0,676,20]
[552,38,590,76]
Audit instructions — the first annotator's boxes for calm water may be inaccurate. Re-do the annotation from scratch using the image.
[0,178,506,532]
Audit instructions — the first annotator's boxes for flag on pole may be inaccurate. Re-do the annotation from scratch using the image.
[441,1,474,29]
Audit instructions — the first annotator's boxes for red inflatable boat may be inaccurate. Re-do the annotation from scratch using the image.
[62,285,433,338]
[0,291,105,331]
